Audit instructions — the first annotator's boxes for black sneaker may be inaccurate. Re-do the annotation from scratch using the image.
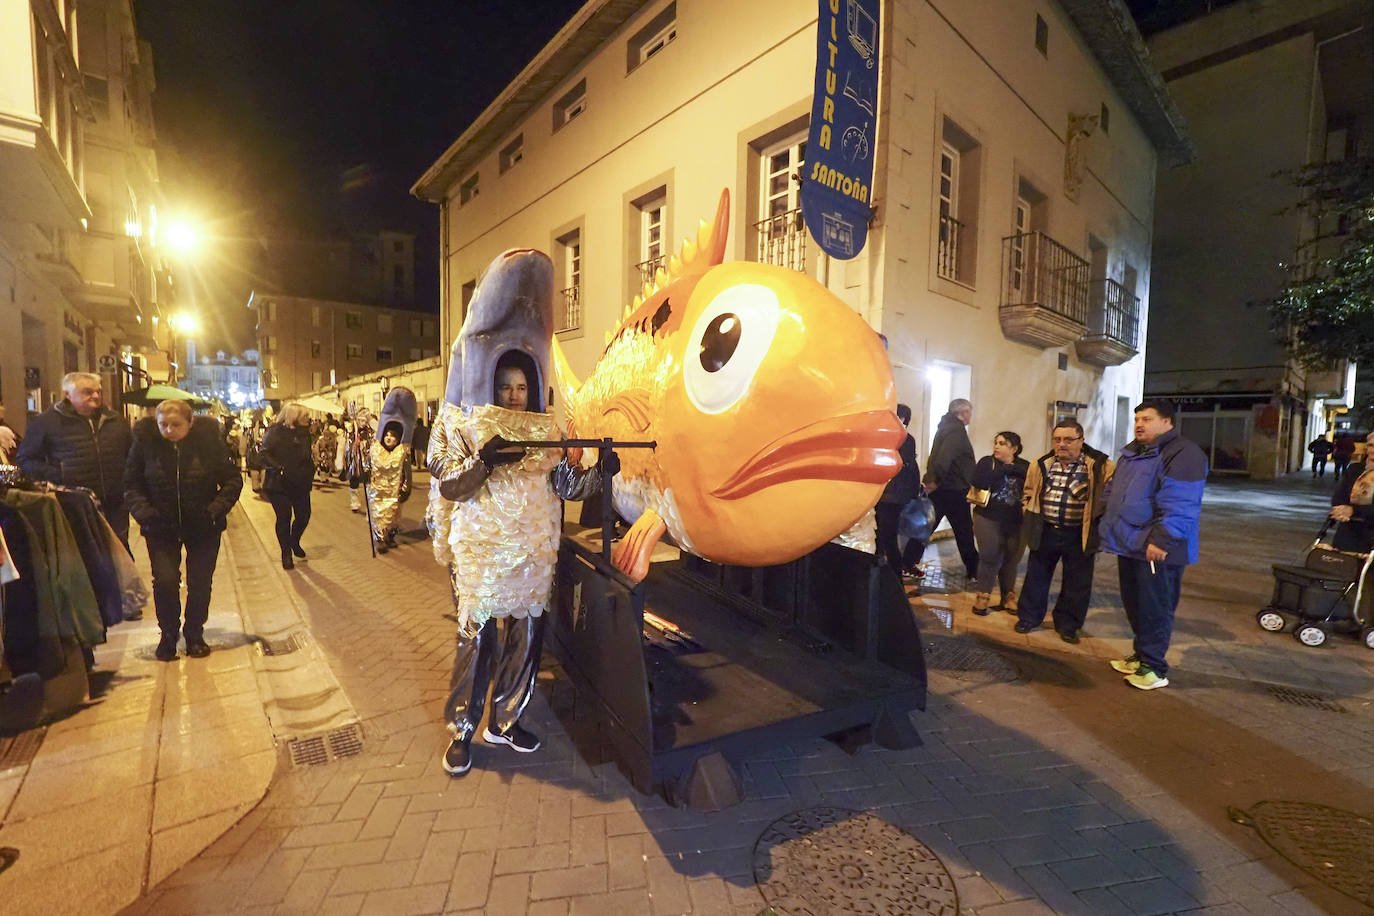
[155,635,178,662]
[1013,621,1036,634]
[1057,629,1080,645]
[185,639,212,658]
[482,723,541,753]
[442,739,472,776]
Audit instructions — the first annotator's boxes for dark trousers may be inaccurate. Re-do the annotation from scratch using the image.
[1118,556,1183,677]
[1018,524,1094,633]
[1334,456,1351,478]
[146,532,222,642]
[444,615,546,743]
[929,488,978,577]
[875,502,904,576]
[1312,456,1328,477]
[268,487,311,552]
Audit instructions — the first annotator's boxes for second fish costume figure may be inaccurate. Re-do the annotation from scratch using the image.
[366,387,416,552]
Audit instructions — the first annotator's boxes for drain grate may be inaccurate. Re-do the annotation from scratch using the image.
[754,807,958,915]
[1267,685,1346,713]
[287,723,364,767]
[922,638,1020,683]
[1230,801,1374,907]
[0,727,46,771]
[259,633,305,657]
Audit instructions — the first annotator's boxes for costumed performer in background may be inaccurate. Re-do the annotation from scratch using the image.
[366,387,416,552]
[429,248,593,778]
[344,407,374,513]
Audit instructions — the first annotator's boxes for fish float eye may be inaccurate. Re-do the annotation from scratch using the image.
[684,284,780,415]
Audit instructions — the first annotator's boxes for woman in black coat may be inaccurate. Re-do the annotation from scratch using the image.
[969,431,1030,615]
[261,404,315,569]
[125,400,242,661]
[876,403,924,581]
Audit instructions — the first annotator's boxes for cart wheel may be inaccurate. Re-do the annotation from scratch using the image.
[1361,627,1374,650]
[1294,623,1328,647]
[1256,610,1287,633]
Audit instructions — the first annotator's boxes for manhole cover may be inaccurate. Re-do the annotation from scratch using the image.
[1230,801,1374,906]
[753,807,958,915]
[1266,686,1346,713]
[0,727,46,770]
[922,638,1019,683]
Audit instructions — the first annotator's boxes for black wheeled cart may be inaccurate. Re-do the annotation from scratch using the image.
[548,528,927,810]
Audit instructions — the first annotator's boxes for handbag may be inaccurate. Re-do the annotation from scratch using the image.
[898,492,936,541]
[261,466,286,494]
[965,486,990,508]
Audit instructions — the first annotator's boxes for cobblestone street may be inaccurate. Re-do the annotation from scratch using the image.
[8,473,1374,915]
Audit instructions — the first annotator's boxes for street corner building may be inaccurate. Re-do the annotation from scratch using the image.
[412,0,1194,464]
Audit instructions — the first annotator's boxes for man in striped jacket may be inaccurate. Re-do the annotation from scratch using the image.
[1099,400,1208,690]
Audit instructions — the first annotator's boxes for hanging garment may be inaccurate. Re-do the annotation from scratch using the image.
[53,489,124,627]
[0,526,16,585]
[1,490,105,649]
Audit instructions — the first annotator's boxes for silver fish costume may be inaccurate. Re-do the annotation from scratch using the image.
[367,387,416,550]
[427,248,591,776]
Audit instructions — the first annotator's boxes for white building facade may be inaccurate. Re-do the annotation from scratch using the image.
[415,0,1191,460]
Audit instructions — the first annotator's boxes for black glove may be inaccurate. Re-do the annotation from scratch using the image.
[478,435,525,470]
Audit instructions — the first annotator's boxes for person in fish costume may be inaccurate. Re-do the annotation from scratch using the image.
[366,387,416,552]
[429,249,593,777]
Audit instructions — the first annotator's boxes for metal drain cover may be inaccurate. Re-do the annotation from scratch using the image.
[753,807,958,915]
[1230,800,1374,906]
[287,723,364,767]
[259,633,306,657]
[0,727,46,771]
[1266,686,1346,714]
[922,638,1019,683]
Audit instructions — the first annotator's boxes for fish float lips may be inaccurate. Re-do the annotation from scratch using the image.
[709,409,904,500]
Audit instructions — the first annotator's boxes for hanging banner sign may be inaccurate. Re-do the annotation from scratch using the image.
[801,0,880,260]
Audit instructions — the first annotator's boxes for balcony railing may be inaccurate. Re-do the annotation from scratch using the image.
[753,208,807,272]
[937,214,963,281]
[1076,278,1140,367]
[560,285,581,332]
[635,254,667,289]
[999,231,1090,348]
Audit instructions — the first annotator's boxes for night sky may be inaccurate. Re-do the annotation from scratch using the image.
[132,0,1203,355]
[133,0,585,353]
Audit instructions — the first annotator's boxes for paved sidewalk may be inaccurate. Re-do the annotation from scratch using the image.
[0,509,276,915]
[109,473,1374,915]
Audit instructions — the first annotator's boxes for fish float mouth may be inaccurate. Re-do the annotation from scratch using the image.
[710,409,904,500]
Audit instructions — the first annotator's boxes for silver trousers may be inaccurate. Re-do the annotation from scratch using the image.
[444,614,546,743]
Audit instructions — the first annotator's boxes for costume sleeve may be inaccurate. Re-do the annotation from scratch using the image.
[432,421,488,503]
[1146,442,1207,554]
[553,459,600,501]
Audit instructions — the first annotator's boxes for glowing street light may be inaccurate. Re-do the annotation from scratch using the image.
[165,220,199,255]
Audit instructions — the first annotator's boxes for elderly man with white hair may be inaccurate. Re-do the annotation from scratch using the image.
[15,371,134,549]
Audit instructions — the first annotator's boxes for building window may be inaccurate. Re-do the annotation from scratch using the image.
[261,300,277,322]
[409,318,422,336]
[312,371,323,390]
[393,240,404,253]
[422,319,437,337]
[1035,14,1049,56]
[260,335,278,355]
[755,131,808,271]
[410,347,422,361]
[345,343,362,360]
[345,310,363,329]
[936,118,981,286]
[1100,102,1110,135]
[500,134,524,174]
[634,190,668,287]
[460,172,480,205]
[376,347,393,362]
[556,230,581,332]
[311,305,320,327]
[310,340,322,358]
[378,314,393,335]
[628,3,677,72]
[553,79,587,131]
[392,265,405,297]
[1008,178,1047,296]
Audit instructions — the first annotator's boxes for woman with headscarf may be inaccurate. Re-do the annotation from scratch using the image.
[261,404,315,569]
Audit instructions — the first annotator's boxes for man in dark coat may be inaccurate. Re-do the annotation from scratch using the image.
[15,372,133,548]
[924,398,979,580]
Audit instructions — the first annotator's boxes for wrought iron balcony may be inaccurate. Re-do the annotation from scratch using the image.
[635,254,667,289]
[560,285,581,332]
[1076,278,1141,367]
[753,208,807,272]
[937,214,963,281]
[999,231,1089,348]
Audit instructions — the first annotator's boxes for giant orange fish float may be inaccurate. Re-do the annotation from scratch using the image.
[554,189,903,580]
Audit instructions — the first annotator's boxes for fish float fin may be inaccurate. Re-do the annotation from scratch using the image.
[552,335,582,411]
[612,509,668,585]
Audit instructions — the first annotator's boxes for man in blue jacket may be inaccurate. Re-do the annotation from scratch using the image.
[1099,400,1207,690]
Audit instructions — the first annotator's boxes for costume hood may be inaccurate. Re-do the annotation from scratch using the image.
[443,249,554,412]
[376,386,418,445]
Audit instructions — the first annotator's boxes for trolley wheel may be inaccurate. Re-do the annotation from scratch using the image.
[1256,609,1288,633]
[1294,623,1328,648]
[1361,627,1374,650]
